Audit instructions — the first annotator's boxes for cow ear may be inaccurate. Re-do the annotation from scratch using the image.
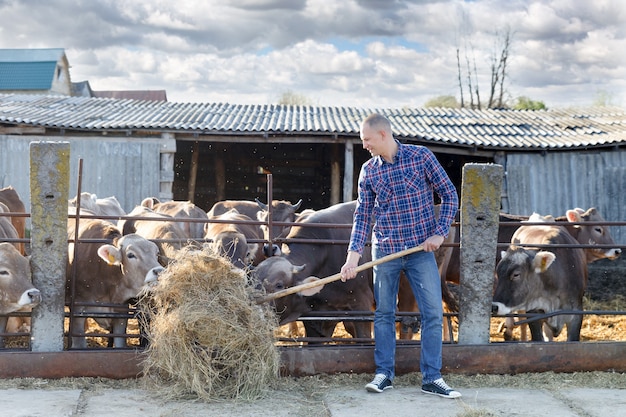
[533,251,556,273]
[298,276,323,296]
[97,244,122,266]
[566,209,581,223]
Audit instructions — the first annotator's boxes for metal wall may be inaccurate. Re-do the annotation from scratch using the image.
[504,148,626,244]
[0,135,167,216]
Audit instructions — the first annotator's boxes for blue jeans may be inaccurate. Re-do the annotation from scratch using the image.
[372,245,443,383]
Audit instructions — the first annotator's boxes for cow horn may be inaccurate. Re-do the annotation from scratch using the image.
[291,199,302,210]
[298,277,322,296]
[255,197,267,211]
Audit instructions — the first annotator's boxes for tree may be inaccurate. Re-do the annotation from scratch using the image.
[424,95,460,108]
[277,90,313,106]
[456,26,514,109]
[513,96,546,110]
[593,89,615,107]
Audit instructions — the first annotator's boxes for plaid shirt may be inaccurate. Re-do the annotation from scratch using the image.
[348,141,459,255]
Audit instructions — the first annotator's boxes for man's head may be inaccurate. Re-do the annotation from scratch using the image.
[360,113,395,161]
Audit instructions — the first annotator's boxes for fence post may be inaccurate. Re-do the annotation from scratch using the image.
[29,141,70,352]
[457,163,503,345]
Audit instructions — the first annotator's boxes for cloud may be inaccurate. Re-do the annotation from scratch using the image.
[0,0,624,108]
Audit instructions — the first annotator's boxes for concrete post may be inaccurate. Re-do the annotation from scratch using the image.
[457,163,503,345]
[29,142,70,352]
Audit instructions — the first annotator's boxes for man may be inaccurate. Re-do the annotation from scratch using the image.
[341,113,461,399]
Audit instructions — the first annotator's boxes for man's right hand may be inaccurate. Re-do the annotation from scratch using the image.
[340,251,361,282]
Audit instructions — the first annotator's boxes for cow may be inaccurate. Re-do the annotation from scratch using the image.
[0,242,41,348]
[118,205,191,264]
[253,200,374,339]
[141,197,208,240]
[0,186,27,255]
[204,208,263,268]
[492,213,588,341]
[207,198,302,250]
[67,218,163,348]
[69,192,126,221]
[430,207,620,341]
[497,208,621,340]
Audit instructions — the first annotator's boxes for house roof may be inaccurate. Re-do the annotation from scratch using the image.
[0,93,624,152]
[92,90,167,101]
[0,49,66,91]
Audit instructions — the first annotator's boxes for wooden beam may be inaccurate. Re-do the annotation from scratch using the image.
[0,126,46,135]
[187,141,200,202]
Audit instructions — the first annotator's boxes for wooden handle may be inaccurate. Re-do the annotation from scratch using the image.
[255,245,424,304]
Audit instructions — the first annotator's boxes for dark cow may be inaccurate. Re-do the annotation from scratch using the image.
[118,206,190,264]
[141,197,208,240]
[204,209,263,268]
[207,198,302,246]
[67,218,163,348]
[0,186,27,255]
[492,214,588,341]
[0,241,41,347]
[253,200,374,339]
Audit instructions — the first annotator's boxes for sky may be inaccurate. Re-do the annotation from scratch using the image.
[1,0,624,109]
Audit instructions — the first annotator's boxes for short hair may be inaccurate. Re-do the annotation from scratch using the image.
[362,113,392,134]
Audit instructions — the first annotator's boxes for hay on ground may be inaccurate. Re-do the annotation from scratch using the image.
[140,246,280,402]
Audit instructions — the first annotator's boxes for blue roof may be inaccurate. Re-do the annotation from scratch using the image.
[0,48,65,90]
[0,62,57,90]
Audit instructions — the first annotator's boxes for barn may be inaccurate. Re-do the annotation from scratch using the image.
[0,93,624,243]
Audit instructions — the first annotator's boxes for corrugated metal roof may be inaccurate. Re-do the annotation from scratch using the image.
[0,93,624,151]
[0,49,65,91]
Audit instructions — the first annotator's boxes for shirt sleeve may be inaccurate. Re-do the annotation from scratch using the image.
[424,149,459,238]
[348,164,374,254]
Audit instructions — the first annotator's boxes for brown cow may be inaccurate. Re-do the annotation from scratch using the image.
[118,206,191,264]
[69,192,126,221]
[67,219,163,348]
[204,208,263,268]
[498,208,621,340]
[0,186,26,255]
[492,214,588,341]
[141,197,208,240]
[0,242,41,347]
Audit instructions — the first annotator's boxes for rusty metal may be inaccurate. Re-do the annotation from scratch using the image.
[2,342,625,379]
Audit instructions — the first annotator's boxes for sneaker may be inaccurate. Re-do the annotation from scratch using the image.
[421,378,462,399]
[365,373,393,393]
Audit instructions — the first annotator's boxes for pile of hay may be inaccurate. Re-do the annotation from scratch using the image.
[140,246,281,401]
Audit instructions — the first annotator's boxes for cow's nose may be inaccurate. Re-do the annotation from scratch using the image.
[491,304,499,314]
[145,266,165,285]
[263,243,281,257]
[29,289,42,305]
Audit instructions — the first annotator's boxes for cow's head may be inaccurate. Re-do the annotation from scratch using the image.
[492,247,556,316]
[209,230,257,270]
[256,198,302,241]
[253,256,320,325]
[566,207,621,262]
[97,233,164,300]
[0,243,41,314]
